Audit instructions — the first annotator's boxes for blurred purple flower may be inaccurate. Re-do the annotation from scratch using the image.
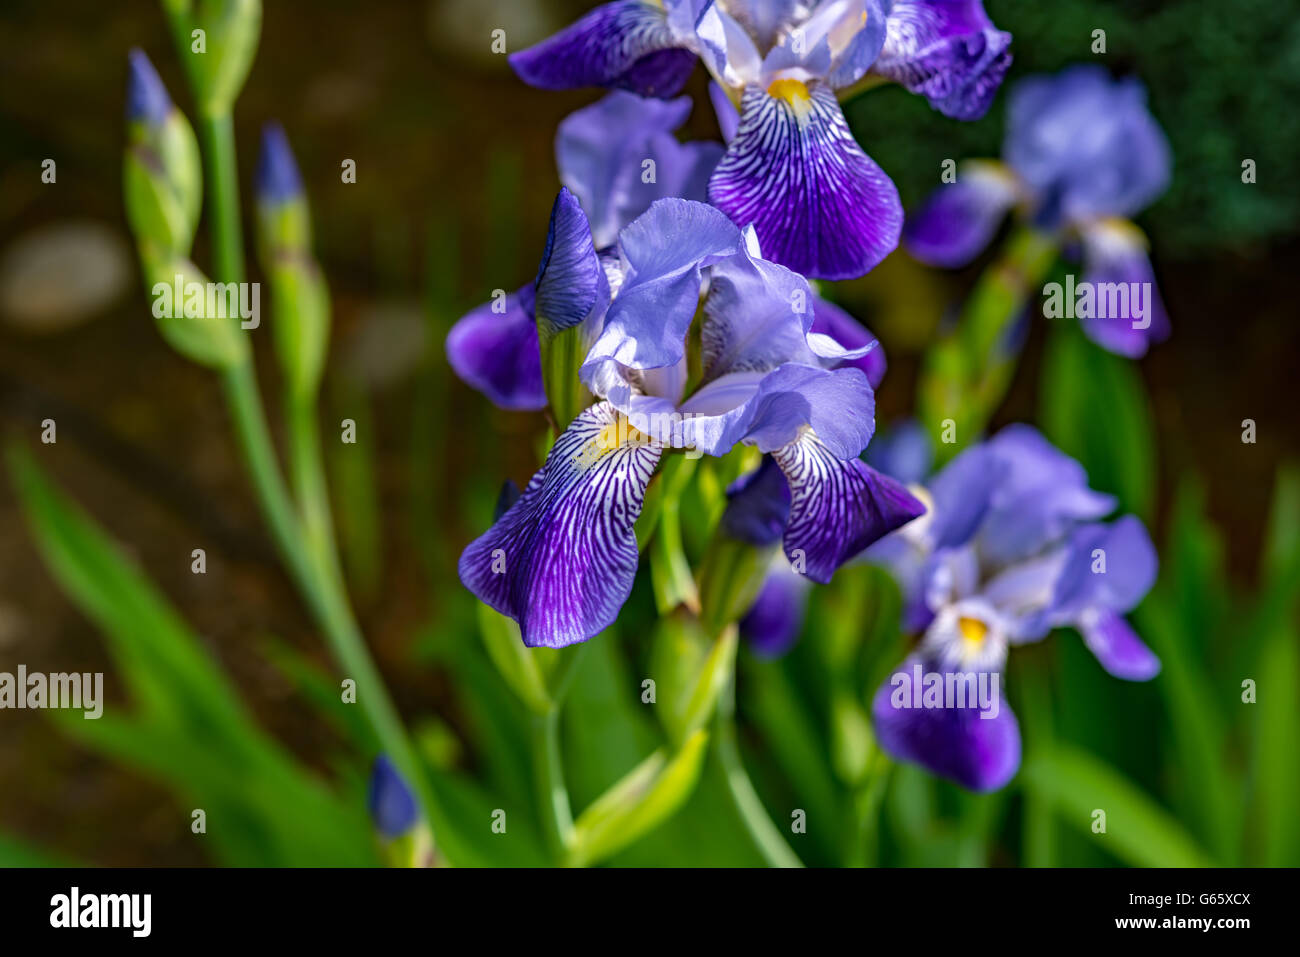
[905,65,1172,356]
[865,424,1160,791]
[511,1,1012,280]
[458,192,922,647]
[368,755,419,838]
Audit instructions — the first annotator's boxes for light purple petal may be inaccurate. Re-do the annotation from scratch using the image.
[809,296,886,388]
[583,199,742,379]
[709,81,741,143]
[864,419,932,484]
[904,161,1018,268]
[697,2,764,87]
[509,0,696,97]
[1078,609,1161,681]
[1051,515,1158,619]
[445,283,546,410]
[708,82,902,280]
[1005,66,1170,228]
[872,0,1012,120]
[773,430,926,582]
[726,0,800,50]
[872,655,1020,791]
[457,402,661,648]
[1077,219,1170,358]
[535,189,604,338]
[557,91,724,249]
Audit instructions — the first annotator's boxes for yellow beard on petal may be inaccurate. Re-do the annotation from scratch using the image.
[958,616,989,655]
[767,77,814,121]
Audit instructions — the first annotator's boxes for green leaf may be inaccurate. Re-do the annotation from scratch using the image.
[1021,745,1214,867]
[649,615,737,747]
[476,603,552,715]
[569,730,709,867]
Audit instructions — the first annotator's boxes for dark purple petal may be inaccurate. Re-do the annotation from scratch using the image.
[126,48,172,126]
[535,188,604,337]
[255,122,304,203]
[458,402,661,648]
[557,91,723,248]
[708,82,902,280]
[741,564,810,658]
[720,455,791,546]
[773,431,926,582]
[1077,219,1170,358]
[872,655,1020,791]
[368,755,419,837]
[873,0,1012,120]
[810,296,886,388]
[509,0,695,97]
[904,161,1018,268]
[445,283,546,410]
[1077,609,1160,681]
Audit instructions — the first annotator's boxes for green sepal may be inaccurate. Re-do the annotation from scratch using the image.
[164,0,262,117]
[141,249,249,369]
[649,613,738,747]
[267,255,331,402]
[538,322,595,429]
[697,532,777,638]
[123,110,202,255]
[475,603,552,716]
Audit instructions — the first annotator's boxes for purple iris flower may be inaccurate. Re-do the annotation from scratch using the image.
[458,191,923,647]
[905,65,1173,357]
[865,424,1160,791]
[446,90,723,410]
[511,1,1012,280]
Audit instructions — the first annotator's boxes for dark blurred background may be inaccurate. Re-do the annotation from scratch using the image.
[1,0,1297,864]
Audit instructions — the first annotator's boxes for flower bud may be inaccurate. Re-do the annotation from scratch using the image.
[163,0,262,116]
[140,250,249,369]
[123,49,202,256]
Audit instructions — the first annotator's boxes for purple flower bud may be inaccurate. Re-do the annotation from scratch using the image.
[367,755,418,838]
[256,122,304,203]
[126,48,172,127]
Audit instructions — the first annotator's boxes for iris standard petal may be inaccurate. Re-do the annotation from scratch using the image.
[509,0,697,97]
[445,283,546,410]
[584,199,742,377]
[708,82,902,280]
[557,91,723,249]
[903,160,1019,268]
[535,188,604,338]
[872,655,1020,791]
[1078,219,1170,358]
[809,296,887,388]
[1077,608,1161,681]
[872,0,1012,120]
[458,402,662,648]
[773,430,926,582]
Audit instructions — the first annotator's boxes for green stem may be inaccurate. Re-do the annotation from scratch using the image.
[199,111,439,854]
[531,706,575,863]
[715,675,804,868]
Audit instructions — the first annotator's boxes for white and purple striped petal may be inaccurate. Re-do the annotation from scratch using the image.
[708,82,902,280]
[458,402,662,648]
[445,283,546,411]
[872,0,1012,120]
[773,429,926,582]
[904,160,1019,268]
[509,0,698,97]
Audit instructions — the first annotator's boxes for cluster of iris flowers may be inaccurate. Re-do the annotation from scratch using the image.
[445,0,1170,796]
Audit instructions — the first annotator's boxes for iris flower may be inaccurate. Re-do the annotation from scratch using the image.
[905,65,1172,357]
[446,90,723,410]
[864,424,1160,791]
[510,1,1013,279]
[456,190,924,647]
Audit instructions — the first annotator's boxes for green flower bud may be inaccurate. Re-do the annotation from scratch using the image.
[163,0,262,116]
[141,248,250,369]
